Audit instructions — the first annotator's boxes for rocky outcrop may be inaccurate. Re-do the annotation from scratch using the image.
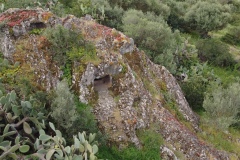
[0,8,230,159]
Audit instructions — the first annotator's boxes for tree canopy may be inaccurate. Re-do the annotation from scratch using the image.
[184,1,231,36]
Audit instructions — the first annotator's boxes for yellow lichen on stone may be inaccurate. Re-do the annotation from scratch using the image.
[41,12,53,23]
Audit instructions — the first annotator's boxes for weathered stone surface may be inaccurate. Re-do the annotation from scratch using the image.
[0,28,15,60]
[0,8,231,159]
[160,145,179,160]
[149,62,200,130]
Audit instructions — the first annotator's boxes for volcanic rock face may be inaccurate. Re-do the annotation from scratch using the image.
[0,8,229,159]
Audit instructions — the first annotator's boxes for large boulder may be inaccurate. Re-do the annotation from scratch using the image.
[0,8,229,159]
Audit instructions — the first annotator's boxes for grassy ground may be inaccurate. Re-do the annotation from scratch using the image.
[197,116,240,159]
[210,21,240,62]
[210,66,240,86]
[97,126,163,160]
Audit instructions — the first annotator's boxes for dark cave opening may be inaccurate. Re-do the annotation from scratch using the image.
[30,22,46,30]
[94,75,112,91]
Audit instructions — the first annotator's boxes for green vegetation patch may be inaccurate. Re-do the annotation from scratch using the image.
[198,120,240,157]
[98,127,163,160]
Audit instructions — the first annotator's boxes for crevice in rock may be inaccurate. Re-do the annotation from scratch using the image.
[94,75,112,91]
[30,22,46,30]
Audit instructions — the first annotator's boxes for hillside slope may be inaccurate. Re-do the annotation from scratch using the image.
[0,8,230,159]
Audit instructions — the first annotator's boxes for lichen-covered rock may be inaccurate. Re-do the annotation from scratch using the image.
[160,145,179,160]
[0,8,230,159]
[0,28,15,59]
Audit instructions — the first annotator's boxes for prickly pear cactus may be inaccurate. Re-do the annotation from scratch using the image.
[34,122,99,160]
[0,90,45,159]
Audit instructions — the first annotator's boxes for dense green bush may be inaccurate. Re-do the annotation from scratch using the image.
[63,99,101,144]
[184,1,231,37]
[179,63,218,112]
[203,82,240,131]
[75,101,98,134]
[50,80,101,145]
[122,9,179,73]
[51,79,77,130]
[102,5,124,30]
[228,0,240,13]
[196,39,235,67]
[162,0,190,31]
[181,78,207,112]
[43,25,84,65]
[44,25,98,76]
[122,9,172,53]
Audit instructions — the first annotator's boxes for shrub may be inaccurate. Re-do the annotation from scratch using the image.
[51,79,77,130]
[184,1,231,37]
[122,9,178,73]
[66,43,97,62]
[180,78,207,112]
[203,83,240,131]
[154,49,177,74]
[43,25,83,65]
[63,100,101,144]
[122,9,172,53]
[102,5,124,30]
[196,39,236,67]
[179,63,218,112]
[44,25,98,68]
[75,101,98,133]
[163,0,190,31]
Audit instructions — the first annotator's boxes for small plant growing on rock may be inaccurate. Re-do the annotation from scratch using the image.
[43,25,83,65]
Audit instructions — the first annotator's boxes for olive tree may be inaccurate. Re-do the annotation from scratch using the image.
[122,9,179,73]
[184,1,231,37]
[203,83,240,131]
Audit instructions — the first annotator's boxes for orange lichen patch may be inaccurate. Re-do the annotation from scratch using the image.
[41,12,53,23]
[127,118,137,125]
[0,10,38,27]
